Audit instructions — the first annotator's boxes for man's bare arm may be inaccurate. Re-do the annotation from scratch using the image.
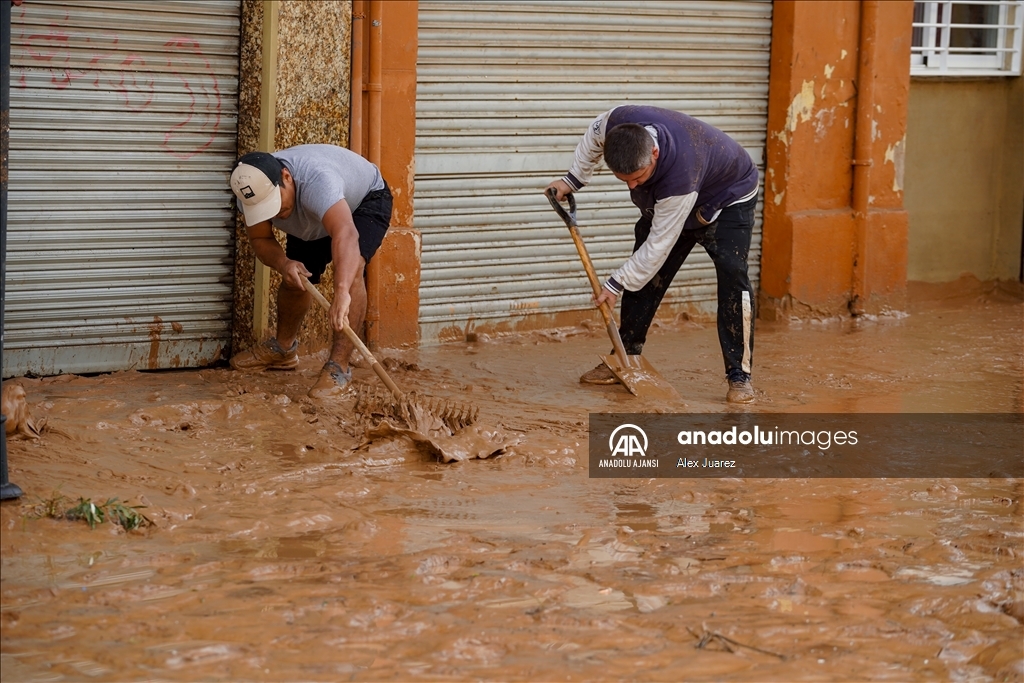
[321,199,362,332]
[246,221,312,288]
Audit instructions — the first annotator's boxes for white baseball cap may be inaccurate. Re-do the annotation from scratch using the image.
[230,152,284,226]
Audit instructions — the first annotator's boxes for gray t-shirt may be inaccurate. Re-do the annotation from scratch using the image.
[269,144,385,241]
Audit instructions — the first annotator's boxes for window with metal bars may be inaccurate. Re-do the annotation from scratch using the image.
[912,0,1023,75]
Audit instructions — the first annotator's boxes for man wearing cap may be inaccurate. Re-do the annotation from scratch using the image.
[229,144,392,398]
[546,105,759,404]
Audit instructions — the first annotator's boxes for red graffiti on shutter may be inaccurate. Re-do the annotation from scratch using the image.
[15,8,223,159]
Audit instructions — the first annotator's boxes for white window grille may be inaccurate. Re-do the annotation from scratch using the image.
[912,1,1023,76]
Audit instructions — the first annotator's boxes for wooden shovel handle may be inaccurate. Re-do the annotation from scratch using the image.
[301,277,405,399]
[546,188,631,367]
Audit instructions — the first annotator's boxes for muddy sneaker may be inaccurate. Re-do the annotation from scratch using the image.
[229,338,299,371]
[726,371,755,404]
[580,362,619,385]
[307,360,352,399]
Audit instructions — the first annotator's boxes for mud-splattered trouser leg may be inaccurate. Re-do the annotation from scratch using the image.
[701,197,757,380]
[619,196,757,380]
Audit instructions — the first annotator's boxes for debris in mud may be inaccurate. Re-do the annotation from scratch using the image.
[360,420,518,463]
[688,625,786,660]
[298,400,320,424]
[348,383,516,462]
[30,493,153,531]
[381,356,419,372]
[2,382,44,440]
[1003,595,1024,624]
[969,639,1024,680]
[356,397,520,466]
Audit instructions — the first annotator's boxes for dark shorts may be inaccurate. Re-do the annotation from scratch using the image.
[285,182,393,284]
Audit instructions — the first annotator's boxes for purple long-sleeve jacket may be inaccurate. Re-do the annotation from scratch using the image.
[562,105,758,294]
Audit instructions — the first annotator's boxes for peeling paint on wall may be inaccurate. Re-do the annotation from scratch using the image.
[814,108,835,140]
[789,80,816,130]
[885,136,906,192]
[404,158,416,206]
[779,80,817,146]
[821,64,835,98]
[767,168,785,206]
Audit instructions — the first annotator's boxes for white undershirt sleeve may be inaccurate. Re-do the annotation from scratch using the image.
[609,192,697,291]
[563,110,612,190]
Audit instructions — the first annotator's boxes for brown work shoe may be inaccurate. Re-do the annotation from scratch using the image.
[308,360,353,399]
[580,362,619,385]
[229,338,299,371]
[726,377,755,404]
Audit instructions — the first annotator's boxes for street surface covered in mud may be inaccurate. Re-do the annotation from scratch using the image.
[2,279,1022,681]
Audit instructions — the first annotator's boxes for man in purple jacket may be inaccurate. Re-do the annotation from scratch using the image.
[547,105,759,404]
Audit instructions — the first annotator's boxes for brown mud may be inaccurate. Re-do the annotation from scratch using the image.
[2,277,1022,682]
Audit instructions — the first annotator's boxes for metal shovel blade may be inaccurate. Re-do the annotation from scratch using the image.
[601,354,681,401]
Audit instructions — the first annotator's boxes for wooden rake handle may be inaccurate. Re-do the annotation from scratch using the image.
[301,277,405,399]
[545,188,631,367]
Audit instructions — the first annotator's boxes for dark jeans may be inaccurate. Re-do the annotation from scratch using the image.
[619,196,757,378]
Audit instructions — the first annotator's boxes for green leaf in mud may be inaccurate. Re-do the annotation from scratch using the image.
[31,492,153,531]
[65,498,105,529]
[103,498,153,531]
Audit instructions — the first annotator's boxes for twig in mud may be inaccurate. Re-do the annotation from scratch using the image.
[687,625,786,660]
[497,422,531,433]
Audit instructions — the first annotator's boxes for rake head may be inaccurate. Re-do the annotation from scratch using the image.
[353,384,479,434]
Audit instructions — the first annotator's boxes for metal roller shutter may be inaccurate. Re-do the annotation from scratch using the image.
[415,0,772,341]
[4,0,240,377]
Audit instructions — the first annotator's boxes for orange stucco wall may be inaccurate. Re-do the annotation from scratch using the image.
[761,0,912,318]
[371,1,420,347]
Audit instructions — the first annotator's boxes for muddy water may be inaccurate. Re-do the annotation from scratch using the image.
[2,279,1022,681]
